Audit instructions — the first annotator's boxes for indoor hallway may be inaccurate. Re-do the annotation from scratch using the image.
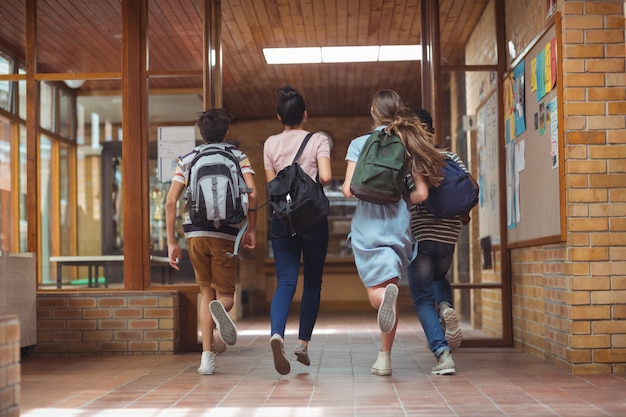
[20,311,626,417]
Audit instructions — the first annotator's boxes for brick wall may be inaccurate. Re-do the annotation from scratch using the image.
[0,313,20,417]
[503,0,626,374]
[35,291,180,355]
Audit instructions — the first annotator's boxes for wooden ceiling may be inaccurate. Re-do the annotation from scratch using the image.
[0,0,489,121]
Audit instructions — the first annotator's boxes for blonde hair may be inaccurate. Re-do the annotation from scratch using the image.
[370,90,444,188]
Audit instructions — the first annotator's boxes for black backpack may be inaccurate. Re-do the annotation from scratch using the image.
[266,133,329,235]
[349,129,407,204]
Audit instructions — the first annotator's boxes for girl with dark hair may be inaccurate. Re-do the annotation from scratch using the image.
[263,85,332,375]
[342,89,442,376]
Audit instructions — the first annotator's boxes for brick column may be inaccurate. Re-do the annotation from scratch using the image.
[0,313,20,416]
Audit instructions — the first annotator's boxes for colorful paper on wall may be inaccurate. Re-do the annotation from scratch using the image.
[538,100,546,135]
[503,73,515,117]
[550,38,557,88]
[544,42,552,94]
[530,58,537,92]
[548,97,559,169]
[505,115,516,145]
[535,49,546,100]
[513,61,526,136]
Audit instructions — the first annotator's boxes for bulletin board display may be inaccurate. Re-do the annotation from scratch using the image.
[503,13,565,248]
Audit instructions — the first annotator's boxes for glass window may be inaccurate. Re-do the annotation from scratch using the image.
[19,126,27,252]
[0,53,11,111]
[40,82,54,132]
[59,89,74,140]
[18,69,26,120]
[0,115,11,251]
[456,288,504,340]
[40,135,53,286]
[146,77,202,286]
[60,144,72,256]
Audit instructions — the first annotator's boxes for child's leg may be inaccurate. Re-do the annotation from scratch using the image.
[199,285,216,351]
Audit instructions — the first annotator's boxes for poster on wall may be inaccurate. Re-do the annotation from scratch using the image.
[535,48,546,100]
[514,61,526,136]
[548,97,559,169]
[157,126,196,182]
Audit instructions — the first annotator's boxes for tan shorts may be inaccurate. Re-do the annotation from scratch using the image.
[187,237,237,293]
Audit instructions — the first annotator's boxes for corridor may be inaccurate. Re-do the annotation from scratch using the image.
[20,311,626,417]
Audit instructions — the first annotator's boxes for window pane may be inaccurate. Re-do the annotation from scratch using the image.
[59,89,74,140]
[40,136,53,286]
[147,79,203,286]
[74,80,123,288]
[0,115,11,251]
[18,69,26,120]
[60,144,71,256]
[40,82,54,131]
[442,0,497,66]
[456,287,504,340]
[19,127,27,252]
[0,53,10,112]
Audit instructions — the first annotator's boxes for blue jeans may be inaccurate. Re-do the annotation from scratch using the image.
[269,216,329,341]
[407,240,455,358]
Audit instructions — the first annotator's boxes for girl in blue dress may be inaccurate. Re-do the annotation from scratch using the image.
[342,89,444,375]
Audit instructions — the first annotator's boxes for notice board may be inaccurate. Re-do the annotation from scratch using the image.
[504,13,565,248]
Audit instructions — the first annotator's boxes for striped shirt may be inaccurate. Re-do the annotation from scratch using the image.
[410,151,468,245]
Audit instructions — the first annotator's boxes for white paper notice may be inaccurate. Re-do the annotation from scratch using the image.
[515,139,525,172]
[157,126,196,181]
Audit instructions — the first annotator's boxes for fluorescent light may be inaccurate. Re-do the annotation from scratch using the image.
[262,47,321,64]
[379,45,422,61]
[321,46,379,63]
[263,45,422,64]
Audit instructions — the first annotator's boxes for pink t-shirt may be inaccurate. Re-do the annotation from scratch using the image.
[263,130,330,180]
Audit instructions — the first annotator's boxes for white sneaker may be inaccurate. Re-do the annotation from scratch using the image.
[377,284,398,334]
[440,304,462,350]
[209,300,237,346]
[270,334,290,375]
[197,351,215,375]
[371,350,392,376]
[431,350,455,375]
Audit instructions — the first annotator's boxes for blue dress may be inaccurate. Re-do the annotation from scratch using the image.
[345,128,415,288]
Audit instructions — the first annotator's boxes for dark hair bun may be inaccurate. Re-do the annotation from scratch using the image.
[276,85,298,102]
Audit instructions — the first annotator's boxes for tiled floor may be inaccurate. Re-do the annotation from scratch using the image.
[20,311,626,417]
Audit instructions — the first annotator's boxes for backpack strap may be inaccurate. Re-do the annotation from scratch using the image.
[282,132,314,235]
[226,218,248,258]
[292,132,314,164]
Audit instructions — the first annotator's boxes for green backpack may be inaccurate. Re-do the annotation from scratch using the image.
[349,129,407,204]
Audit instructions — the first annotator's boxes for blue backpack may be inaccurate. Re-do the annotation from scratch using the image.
[423,156,479,218]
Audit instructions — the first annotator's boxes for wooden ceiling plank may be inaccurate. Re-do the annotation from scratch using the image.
[167,0,203,64]
[147,1,187,72]
[148,0,203,72]
[395,0,420,45]
[37,0,118,73]
[0,2,27,54]
[58,0,121,66]
[0,0,491,120]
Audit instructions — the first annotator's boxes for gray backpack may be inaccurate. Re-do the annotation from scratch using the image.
[185,143,251,229]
